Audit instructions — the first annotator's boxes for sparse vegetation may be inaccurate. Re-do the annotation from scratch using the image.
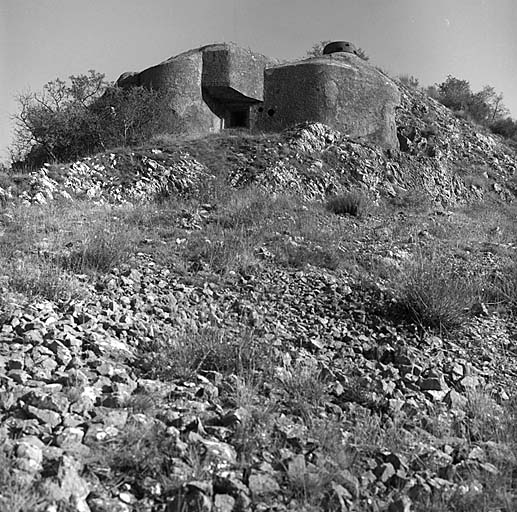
[2,73,517,511]
[61,219,138,274]
[1,255,84,302]
[326,191,365,217]
[398,252,483,330]
[139,327,276,381]
[426,74,517,144]
[277,358,329,424]
[0,446,46,512]
[11,71,181,168]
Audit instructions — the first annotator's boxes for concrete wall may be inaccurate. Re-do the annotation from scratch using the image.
[256,53,401,149]
[116,43,274,134]
[137,50,221,134]
[201,44,272,102]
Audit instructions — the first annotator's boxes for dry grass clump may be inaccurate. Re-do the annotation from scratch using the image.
[86,419,181,496]
[326,191,365,217]
[1,255,85,302]
[386,189,432,213]
[213,187,278,230]
[276,358,329,424]
[0,445,46,512]
[275,241,342,270]
[182,226,260,275]
[398,252,483,331]
[139,327,276,381]
[61,219,138,274]
[485,262,517,315]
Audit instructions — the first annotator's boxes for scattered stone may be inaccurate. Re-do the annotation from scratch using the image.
[248,471,281,497]
[1,97,517,511]
[16,438,43,472]
[214,493,236,512]
[41,455,90,512]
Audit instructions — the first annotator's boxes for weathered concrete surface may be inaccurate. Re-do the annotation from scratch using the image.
[116,43,275,134]
[201,43,270,102]
[256,52,401,149]
[138,48,219,134]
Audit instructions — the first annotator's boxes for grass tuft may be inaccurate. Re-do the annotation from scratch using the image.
[398,252,482,330]
[326,191,365,217]
[1,255,85,302]
[277,359,328,424]
[61,220,138,274]
[139,327,275,381]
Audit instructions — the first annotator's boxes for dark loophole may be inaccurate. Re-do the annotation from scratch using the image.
[258,107,264,113]
[267,109,275,117]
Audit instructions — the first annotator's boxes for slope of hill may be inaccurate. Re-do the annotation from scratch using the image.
[2,81,517,208]
[0,83,517,511]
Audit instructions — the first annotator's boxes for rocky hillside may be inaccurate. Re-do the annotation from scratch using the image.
[0,83,517,512]
[2,81,517,208]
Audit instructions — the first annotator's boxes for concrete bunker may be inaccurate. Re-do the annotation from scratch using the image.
[201,86,256,129]
[116,41,401,149]
[199,44,271,129]
[255,48,401,149]
[117,43,274,133]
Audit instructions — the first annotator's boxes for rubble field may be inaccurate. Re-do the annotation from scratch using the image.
[0,82,517,511]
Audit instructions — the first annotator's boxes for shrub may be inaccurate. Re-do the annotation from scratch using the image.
[326,191,365,217]
[433,76,509,129]
[12,71,108,165]
[490,117,517,139]
[91,86,183,149]
[399,74,420,89]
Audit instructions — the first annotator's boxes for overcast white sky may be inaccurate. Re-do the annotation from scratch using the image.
[1,0,516,162]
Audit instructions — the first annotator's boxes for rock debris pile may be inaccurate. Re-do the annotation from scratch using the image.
[1,251,516,510]
[1,78,517,511]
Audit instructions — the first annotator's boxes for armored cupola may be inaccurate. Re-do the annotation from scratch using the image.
[322,41,358,56]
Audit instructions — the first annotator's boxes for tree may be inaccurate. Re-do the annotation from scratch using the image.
[12,70,108,164]
[472,86,508,124]
[433,76,511,129]
[437,75,472,112]
[490,117,517,139]
[91,86,182,147]
[306,40,369,60]
[11,71,183,167]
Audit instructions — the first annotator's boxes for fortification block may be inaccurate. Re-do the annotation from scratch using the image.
[115,41,401,149]
[256,52,401,149]
[116,43,275,133]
